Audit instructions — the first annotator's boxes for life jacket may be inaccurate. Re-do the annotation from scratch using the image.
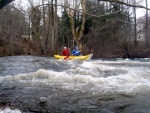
[72,49,81,56]
[62,49,70,56]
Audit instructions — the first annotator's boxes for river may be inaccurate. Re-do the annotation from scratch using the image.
[0,56,150,113]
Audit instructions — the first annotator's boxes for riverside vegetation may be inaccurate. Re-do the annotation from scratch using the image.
[0,0,150,58]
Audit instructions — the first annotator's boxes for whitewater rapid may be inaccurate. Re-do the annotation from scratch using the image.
[0,56,150,113]
[1,57,150,94]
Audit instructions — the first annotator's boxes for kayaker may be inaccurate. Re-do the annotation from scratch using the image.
[72,46,81,56]
[62,47,70,56]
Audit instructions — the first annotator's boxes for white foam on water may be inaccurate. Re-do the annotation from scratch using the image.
[0,108,21,113]
[0,59,150,94]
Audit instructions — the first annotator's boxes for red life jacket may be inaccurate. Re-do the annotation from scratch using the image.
[62,49,70,56]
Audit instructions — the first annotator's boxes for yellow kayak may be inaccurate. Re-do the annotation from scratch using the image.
[54,54,93,60]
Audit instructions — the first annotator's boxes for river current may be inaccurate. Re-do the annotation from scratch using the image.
[0,56,150,113]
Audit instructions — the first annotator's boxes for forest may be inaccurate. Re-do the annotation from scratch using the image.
[0,0,150,58]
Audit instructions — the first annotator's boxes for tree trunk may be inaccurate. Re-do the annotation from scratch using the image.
[65,0,86,51]
[54,0,58,53]
[31,7,42,54]
[145,0,149,47]
[51,0,55,52]
[42,0,47,54]
[133,0,137,45]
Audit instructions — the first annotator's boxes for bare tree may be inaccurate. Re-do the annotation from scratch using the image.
[64,0,86,50]
[145,0,149,47]
[30,6,42,54]
[133,0,137,44]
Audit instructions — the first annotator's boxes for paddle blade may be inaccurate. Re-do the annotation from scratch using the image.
[64,56,69,60]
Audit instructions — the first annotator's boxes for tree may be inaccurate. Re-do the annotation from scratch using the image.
[145,0,150,47]
[64,0,86,51]
[28,0,59,55]
[59,10,72,47]
[0,5,29,55]
[30,6,42,54]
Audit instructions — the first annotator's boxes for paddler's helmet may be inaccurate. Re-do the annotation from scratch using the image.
[64,47,67,49]
[75,46,78,49]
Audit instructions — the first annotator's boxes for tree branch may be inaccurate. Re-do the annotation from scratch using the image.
[98,0,150,10]
[36,3,121,18]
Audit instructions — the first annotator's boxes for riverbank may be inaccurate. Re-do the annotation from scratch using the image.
[1,38,150,58]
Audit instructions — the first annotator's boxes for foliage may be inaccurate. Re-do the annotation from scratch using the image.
[1,0,150,58]
[0,5,31,56]
[58,10,73,46]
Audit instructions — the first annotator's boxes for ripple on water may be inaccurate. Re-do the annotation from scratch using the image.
[0,56,150,112]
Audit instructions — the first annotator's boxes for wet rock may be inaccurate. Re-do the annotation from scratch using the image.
[38,97,47,104]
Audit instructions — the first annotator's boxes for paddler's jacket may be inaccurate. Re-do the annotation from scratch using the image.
[72,49,81,56]
[62,49,70,56]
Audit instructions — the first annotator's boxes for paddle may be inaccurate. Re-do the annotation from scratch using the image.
[64,55,69,60]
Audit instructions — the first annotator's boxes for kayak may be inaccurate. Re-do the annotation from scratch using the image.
[54,54,93,60]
